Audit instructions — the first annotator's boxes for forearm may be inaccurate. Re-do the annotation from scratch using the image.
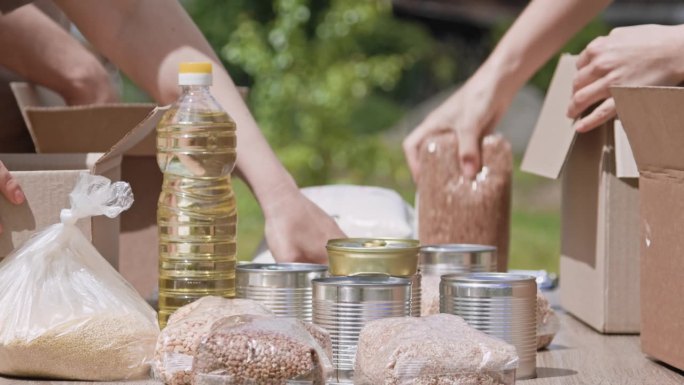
[55,0,297,208]
[478,0,612,95]
[0,5,115,104]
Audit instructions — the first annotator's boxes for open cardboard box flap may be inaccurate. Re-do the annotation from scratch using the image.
[612,86,684,369]
[10,82,163,165]
[521,54,638,179]
[612,86,684,171]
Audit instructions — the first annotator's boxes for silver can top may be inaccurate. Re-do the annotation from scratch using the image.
[441,272,536,298]
[312,276,411,303]
[420,244,497,274]
[237,263,328,288]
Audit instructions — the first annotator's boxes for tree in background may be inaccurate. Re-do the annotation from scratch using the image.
[185,0,457,191]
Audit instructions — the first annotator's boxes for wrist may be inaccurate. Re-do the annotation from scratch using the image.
[252,173,300,217]
[476,55,523,101]
[59,60,117,105]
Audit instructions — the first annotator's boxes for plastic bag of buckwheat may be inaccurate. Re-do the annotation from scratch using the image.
[192,314,332,385]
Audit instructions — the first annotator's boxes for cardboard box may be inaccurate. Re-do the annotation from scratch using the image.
[3,83,165,299]
[612,86,684,370]
[521,55,641,333]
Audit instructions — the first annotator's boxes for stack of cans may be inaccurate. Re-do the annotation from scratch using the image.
[326,238,421,317]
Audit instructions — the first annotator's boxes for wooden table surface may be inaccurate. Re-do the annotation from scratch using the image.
[0,300,682,385]
[521,310,683,385]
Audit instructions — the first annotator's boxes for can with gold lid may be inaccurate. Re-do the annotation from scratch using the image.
[326,238,421,316]
[326,238,419,277]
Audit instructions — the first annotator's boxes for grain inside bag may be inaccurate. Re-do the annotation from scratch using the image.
[417,134,512,271]
[0,174,159,381]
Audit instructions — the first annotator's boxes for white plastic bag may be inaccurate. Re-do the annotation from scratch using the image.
[253,185,414,262]
[0,173,159,380]
[355,314,519,385]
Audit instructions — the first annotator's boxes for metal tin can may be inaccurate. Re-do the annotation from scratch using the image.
[326,238,421,316]
[236,263,328,322]
[419,244,497,275]
[327,238,419,277]
[440,273,537,380]
[313,276,411,383]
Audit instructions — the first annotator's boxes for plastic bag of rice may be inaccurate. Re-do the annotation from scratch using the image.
[0,174,158,381]
[355,314,518,385]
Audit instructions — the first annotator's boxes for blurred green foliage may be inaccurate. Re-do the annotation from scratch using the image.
[185,0,457,189]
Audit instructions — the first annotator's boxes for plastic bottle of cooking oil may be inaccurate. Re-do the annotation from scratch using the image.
[156,62,237,327]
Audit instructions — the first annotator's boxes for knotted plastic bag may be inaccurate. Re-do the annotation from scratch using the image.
[0,173,159,380]
[192,314,333,385]
[355,314,518,385]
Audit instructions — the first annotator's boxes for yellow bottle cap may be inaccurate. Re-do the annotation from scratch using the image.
[179,62,212,74]
[178,62,213,86]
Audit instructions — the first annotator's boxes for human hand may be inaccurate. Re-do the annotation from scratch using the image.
[568,24,684,132]
[0,161,26,233]
[262,188,346,264]
[403,75,514,181]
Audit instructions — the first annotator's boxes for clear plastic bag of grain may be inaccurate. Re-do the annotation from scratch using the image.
[192,315,332,385]
[537,290,560,350]
[0,174,159,381]
[355,314,518,385]
[153,297,274,385]
[417,134,512,271]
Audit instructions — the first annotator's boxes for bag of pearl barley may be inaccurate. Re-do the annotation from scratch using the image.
[355,314,518,385]
[192,314,332,385]
[417,133,512,271]
[0,174,159,380]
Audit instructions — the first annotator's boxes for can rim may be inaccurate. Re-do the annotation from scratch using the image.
[237,263,328,272]
[420,244,496,253]
[442,272,536,284]
[326,237,420,253]
[312,276,410,286]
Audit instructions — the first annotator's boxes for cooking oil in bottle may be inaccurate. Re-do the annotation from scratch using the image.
[157,62,237,327]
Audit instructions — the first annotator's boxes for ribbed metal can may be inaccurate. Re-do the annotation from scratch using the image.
[419,244,497,275]
[312,276,411,383]
[409,270,421,317]
[419,244,497,316]
[440,272,537,380]
[236,263,327,322]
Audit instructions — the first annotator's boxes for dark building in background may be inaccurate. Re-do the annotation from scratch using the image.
[393,0,684,29]
[393,0,684,79]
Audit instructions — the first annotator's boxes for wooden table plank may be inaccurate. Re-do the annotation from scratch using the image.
[522,311,683,385]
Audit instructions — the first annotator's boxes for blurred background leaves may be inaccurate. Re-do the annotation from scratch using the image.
[186,0,457,189]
